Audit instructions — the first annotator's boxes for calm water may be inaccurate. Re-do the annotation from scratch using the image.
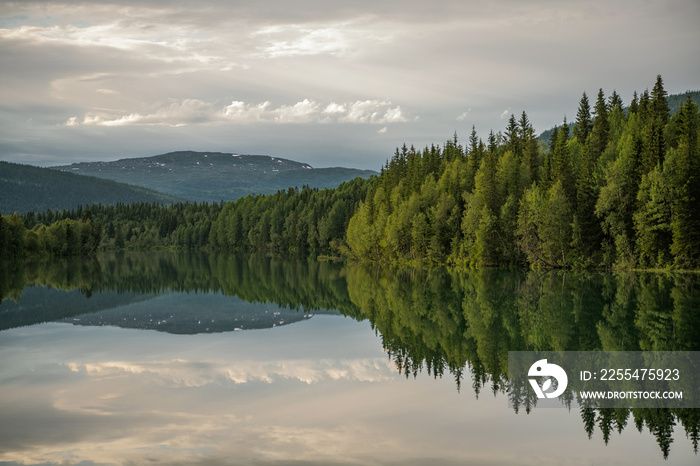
[0,252,698,465]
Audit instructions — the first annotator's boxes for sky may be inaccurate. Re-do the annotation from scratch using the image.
[0,0,698,171]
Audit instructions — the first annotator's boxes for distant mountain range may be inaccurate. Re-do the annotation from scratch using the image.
[52,151,377,202]
[0,160,183,214]
[0,151,377,214]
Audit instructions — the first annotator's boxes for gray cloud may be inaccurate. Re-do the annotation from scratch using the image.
[1,0,699,169]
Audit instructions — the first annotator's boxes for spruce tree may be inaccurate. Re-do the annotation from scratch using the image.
[466,126,482,192]
[573,91,592,143]
[504,114,520,157]
[629,91,639,115]
[589,89,610,160]
[519,111,539,185]
[644,74,670,170]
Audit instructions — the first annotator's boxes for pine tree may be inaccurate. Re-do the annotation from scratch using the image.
[608,90,624,113]
[466,126,483,192]
[519,111,539,185]
[644,74,670,170]
[629,91,639,115]
[504,114,520,158]
[573,91,592,143]
[550,118,574,202]
[589,88,610,160]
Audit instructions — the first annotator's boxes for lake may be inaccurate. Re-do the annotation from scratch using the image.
[0,252,698,465]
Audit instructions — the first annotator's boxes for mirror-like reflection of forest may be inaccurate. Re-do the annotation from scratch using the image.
[1,252,698,459]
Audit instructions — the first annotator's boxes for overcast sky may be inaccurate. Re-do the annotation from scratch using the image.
[1,0,698,170]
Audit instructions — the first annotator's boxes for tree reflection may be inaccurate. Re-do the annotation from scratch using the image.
[1,253,698,458]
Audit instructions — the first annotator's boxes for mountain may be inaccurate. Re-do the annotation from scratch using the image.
[0,161,183,214]
[0,285,334,335]
[56,292,325,334]
[52,151,378,202]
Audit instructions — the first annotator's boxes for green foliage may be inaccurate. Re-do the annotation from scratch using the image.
[212,177,372,255]
[669,98,700,268]
[344,76,699,270]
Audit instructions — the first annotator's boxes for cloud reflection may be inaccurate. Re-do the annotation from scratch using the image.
[65,357,396,386]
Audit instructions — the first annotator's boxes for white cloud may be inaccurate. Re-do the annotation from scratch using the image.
[500,107,512,119]
[253,19,392,59]
[67,98,410,127]
[66,357,395,387]
[342,100,407,124]
[457,109,471,121]
[377,126,387,134]
[223,100,271,122]
[323,103,346,114]
[272,98,320,123]
[72,99,214,127]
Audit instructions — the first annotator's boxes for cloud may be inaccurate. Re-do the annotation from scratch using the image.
[341,100,407,124]
[67,98,410,127]
[272,98,320,122]
[66,357,396,387]
[255,24,351,58]
[70,99,215,127]
[377,126,387,134]
[500,107,512,119]
[4,0,700,170]
[457,109,472,121]
[223,100,271,123]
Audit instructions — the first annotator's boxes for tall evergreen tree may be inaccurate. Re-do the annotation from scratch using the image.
[573,91,592,143]
[504,114,521,158]
[519,111,539,186]
[608,90,624,113]
[466,126,483,192]
[550,118,574,202]
[629,91,639,115]
[589,89,610,160]
[643,74,670,171]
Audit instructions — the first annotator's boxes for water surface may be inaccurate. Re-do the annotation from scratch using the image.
[0,253,698,465]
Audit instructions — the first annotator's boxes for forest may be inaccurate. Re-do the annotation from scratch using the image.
[1,76,699,270]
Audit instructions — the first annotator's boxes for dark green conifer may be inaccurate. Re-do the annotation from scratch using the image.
[573,91,592,143]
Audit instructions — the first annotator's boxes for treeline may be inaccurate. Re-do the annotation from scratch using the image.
[0,201,222,258]
[0,177,372,258]
[209,177,371,254]
[0,211,102,258]
[347,76,700,269]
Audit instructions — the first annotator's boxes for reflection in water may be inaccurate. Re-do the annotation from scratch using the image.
[345,266,700,459]
[1,252,699,462]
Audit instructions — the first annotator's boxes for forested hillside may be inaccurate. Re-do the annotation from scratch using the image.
[346,76,700,269]
[0,177,371,259]
[0,161,182,214]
